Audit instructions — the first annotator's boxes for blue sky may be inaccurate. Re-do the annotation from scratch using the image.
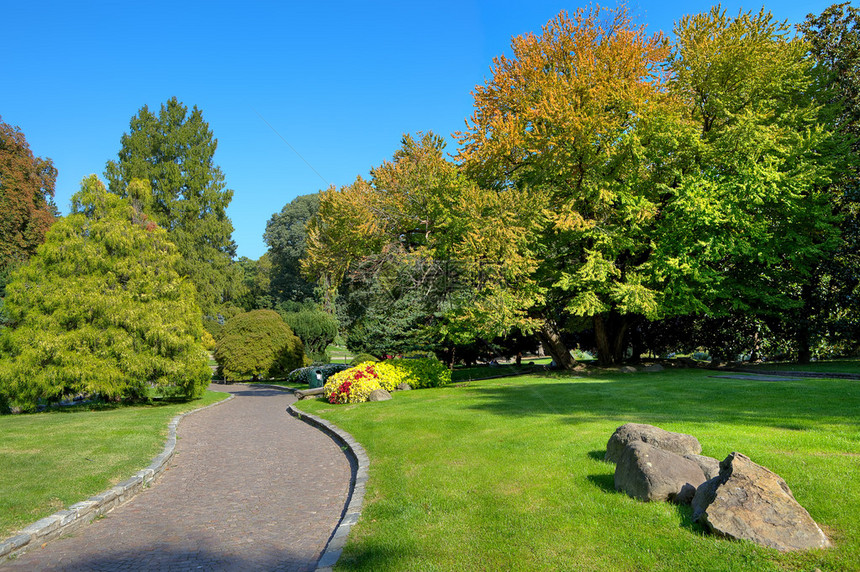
[3,0,831,259]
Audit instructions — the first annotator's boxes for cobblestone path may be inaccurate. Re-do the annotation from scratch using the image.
[3,384,352,571]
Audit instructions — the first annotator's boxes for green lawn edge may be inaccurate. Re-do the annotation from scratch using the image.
[0,389,230,537]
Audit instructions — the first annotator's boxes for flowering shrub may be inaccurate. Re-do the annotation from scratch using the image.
[374,361,410,391]
[323,357,451,404]
[324,362,383,404]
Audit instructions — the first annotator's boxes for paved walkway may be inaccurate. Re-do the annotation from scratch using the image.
[3,384,352,571]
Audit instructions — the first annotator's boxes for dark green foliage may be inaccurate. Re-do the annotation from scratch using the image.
[280,307,338,363]
[215,309,306,381]
[264,193,320,304]
[388,357,451,388]
[0,176,211,411]
[104,97,243,318]
[349,353,380,366]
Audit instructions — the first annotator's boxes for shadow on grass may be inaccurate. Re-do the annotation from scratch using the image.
[461,370,860,430]
[586,473,615,494]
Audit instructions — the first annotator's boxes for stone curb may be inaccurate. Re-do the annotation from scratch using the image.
[286,403,369,572]
[0,393,235,562]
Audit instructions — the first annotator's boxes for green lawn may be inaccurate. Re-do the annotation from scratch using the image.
[0,390,229,537]
[296,369,860,571]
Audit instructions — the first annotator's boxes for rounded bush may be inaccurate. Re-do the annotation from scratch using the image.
[215,310,305,381]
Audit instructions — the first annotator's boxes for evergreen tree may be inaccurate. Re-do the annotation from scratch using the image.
[0,176,211,411]
[264,193,320,304]
[105,97,243,320]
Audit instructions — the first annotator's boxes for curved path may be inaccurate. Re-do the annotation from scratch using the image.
[3,384,352,571]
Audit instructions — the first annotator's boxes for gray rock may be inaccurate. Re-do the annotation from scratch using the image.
[368,389,392,402]
[644,364,664,372]
[605,423,702,463]
[618,366,638,373]
[692,452,830,552]
[684,454,721,479]
[396,382,412,391]
[614,441,707,504]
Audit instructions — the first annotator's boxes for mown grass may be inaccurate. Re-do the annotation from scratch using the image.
[0,390,229,537]
[296,369,860,571]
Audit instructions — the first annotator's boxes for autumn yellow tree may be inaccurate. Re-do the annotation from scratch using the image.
[458,5,690,365]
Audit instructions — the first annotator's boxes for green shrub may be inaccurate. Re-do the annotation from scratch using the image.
[280,308,338,362]
[215,310,305,381]
[389,356,451,388]
[350,353,380,366]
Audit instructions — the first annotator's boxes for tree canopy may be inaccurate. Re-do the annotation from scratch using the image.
[0,176,211,411]
[104,97,243,320]
[302,5,853,366]
[0,117,57,293]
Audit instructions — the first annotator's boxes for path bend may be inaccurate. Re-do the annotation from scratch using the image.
[3,384,352,572]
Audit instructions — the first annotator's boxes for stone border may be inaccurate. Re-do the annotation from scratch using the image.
[0,393,235,561]
[286,403,369,572]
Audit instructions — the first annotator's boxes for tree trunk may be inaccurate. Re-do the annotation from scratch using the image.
[796,282,814,364]
[538,321,576,370]
[612,319,631,364]
[594,315,613,365]
[594,313,632,366]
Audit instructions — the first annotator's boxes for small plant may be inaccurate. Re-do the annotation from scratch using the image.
[323,357,451,404]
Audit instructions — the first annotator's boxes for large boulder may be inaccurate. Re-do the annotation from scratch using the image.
[684,454,721,480]
[692,452,831,552]
[615,441,707,504]
[605,423,702,463]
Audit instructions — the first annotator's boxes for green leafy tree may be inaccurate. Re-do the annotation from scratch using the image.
[798,3,860,358]
[0,176,211,411]
[0,117,57,299]
[668,7,844,362]
[235,253,274,311]
[264,193,320,304]
[214,309,306,381]
[458,5,684,366]
[104,97,243,320]
[456,6,843,365]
